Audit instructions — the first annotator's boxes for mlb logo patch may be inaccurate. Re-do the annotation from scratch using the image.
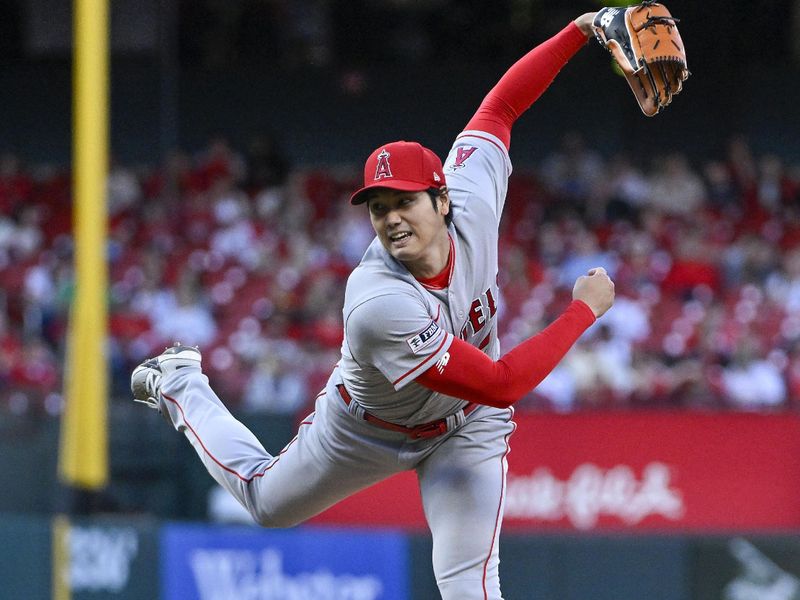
[406,321,441,354]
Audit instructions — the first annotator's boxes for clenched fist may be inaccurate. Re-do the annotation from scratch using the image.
[572,267,615,318]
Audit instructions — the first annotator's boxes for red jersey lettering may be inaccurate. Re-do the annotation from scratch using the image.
[468,298,485,333]
[486,288,497,317]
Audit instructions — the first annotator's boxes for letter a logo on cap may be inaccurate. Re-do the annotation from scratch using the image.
[374,149,393,181]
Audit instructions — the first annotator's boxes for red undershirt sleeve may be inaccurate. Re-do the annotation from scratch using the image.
[464,22,589,149]
[416,300,596,408]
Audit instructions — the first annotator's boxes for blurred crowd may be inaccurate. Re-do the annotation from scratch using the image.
[1,132,800,419]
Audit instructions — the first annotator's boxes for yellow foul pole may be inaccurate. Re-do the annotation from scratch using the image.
[59,0,110,490]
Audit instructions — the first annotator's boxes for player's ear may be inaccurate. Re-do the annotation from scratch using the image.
[438,187,450,215]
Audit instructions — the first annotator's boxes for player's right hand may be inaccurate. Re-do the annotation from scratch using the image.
[572,267,615,318]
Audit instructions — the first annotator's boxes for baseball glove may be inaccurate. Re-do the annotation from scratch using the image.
[593,1,689,117]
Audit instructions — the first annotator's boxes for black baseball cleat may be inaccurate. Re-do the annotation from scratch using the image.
[131,343,202,411]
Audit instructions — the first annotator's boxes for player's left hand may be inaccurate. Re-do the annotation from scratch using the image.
[592,2,689,116]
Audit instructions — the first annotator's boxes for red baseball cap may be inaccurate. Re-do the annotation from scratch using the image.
[350,141,446,205]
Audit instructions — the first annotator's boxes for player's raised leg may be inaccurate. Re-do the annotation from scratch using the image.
[416,407,516,600]
[132,344,402,527]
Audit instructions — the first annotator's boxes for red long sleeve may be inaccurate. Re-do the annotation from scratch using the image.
[417,300,596,408]
[465,22,588,149]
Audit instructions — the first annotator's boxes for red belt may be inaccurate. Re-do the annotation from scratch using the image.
[336,384,478,440]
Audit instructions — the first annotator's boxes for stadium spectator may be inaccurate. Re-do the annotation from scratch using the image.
[150,270,217,349]
[242,354,308,415]
[720,338,787,410]
[540,131,604,206]
[647,153,706,216]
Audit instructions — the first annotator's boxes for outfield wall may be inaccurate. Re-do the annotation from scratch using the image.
[4,411,800,529]
[3,411,800,597]
[311,412,800,532]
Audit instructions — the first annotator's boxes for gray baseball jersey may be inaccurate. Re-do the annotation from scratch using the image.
[156,130,517,599]
[340,130,510,424]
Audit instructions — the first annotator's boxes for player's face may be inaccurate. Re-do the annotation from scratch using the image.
[367,189,450,277]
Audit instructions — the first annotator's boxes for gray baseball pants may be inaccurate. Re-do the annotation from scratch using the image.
[160,367,516,599]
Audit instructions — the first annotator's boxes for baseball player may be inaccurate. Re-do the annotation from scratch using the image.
[132,12,613,599]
